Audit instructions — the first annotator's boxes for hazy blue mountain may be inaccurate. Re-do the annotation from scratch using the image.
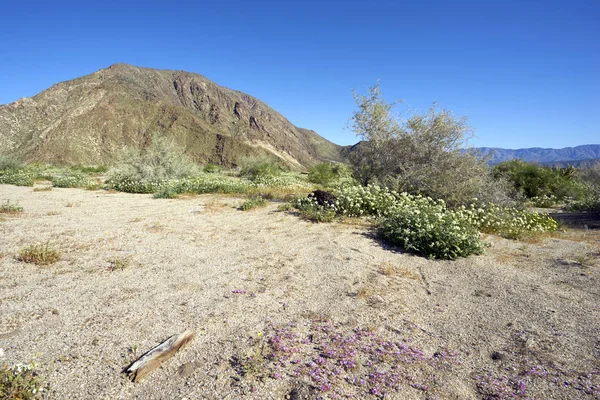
[473,145,600,165]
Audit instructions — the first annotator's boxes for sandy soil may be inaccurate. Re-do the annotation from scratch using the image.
[1,185,599,399]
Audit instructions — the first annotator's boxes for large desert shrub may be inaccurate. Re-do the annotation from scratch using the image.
[307,162,353,187]
[349,82,510,207]
[238,156,285,181]
[493,160,588,204]
[107,134,199,193]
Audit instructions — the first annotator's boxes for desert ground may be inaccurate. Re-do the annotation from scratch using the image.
[1,184,599,399]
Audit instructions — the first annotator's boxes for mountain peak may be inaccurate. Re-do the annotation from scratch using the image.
[0,65,343,167]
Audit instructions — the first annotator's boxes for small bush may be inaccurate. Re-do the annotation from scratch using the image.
[153,187,179,199]
[0,170,34,186]
[379,204,485,260]
[240,197,268,211]
[18,243,61,265]
[0,362,43,400]
[0,155,25,171]
[70,164,108,174]
[51,172,92,188]
[107,133,199,193]
[0,200,23,214]
[456,203,558,239]
[203,163,222,173]
[238,157,285,181]
[308,162,353,187]
[292,197,337,223]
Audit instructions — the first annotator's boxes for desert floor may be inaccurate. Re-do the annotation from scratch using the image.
[1,185,599,399]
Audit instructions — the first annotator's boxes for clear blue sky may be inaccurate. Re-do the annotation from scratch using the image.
[1,0,598,149]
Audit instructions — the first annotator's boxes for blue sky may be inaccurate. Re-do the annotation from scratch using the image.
[1,0,598,149]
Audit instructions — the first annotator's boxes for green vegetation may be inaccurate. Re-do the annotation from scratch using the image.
[0,362,43,400]
[348,82,511,207]
[238,156,286,181]
[240,197,268,211]
[107,133,199,193]
[307,162,353,187]
[292,185,557,259]
[493,160,588,206]
[0,200,23,214]
[18,243,61,266]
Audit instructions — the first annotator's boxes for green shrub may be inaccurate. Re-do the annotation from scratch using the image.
[0,362,43,400]
[51,172,92,188]
[308,162,353,187]
[203,163,222,173]
[70,164,108,174]
[292,197,337,223]
[0,170,34,186]
[0,155,25,171]
[378,201,485,260]
[240,197,268,211]
[493,160,587,201]
[153,187,179,199]
[107,133,199,193]
[18,243,61,265]
[348,82,510,207]
[238,156,285,181]
[456,203,558,239]
[0,200,23,214]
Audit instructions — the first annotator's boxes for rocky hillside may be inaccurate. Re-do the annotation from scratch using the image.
[0,63,344,168]
[475,145,600,165]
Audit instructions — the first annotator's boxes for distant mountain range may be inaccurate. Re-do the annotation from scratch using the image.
[473,145,600,166]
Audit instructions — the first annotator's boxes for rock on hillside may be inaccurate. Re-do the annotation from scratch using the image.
[0,63,344,167]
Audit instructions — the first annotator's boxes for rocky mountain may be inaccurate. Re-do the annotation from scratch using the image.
[474,145,600,165]
[0,63,344,168]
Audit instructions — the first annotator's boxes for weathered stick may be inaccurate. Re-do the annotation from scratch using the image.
[126,329,196,382]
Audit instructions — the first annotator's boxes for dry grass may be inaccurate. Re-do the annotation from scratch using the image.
[33,186,52,192]
[18,243,61,265]
[377,262,420,280]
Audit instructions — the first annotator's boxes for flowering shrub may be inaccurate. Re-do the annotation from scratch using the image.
[456,203,558,239]
[290,184,557,258]
[51,172,93,188]
[0,169,35,186]
[529,194,558,208]
[379,205,485,259]
[0,362,43,399]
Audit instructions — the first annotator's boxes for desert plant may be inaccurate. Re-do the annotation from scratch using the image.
[493,160,588,202]
[0,155,25,171]
[348,82,508,207]
[0,362,43,400]
[238,156,285,181]
[153,187,179,199]
[240,197,268,211]
[18,243,61,265]
[0,200,23,214]
[378,202,485,260]
[107,133,199,193]
[308,162,353,187]
[203,163,222,173]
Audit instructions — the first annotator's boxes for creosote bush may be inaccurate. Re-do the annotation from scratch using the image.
[18,243,61,265]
